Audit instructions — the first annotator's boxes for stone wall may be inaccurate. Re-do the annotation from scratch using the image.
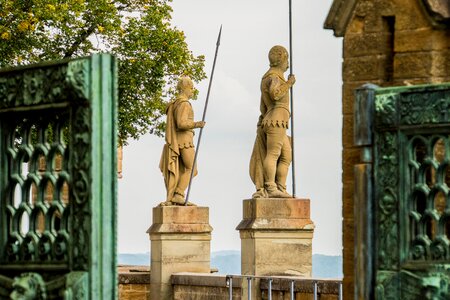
[118,266,150,300]
[260,278,341,300]
[172,273,242,300]
[172,273,341,300]
[341,0,450,298]
[117,270,342,299]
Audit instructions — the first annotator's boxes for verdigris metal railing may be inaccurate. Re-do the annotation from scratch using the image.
[225,275,343,300]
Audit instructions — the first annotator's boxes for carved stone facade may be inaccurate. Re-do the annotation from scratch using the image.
[325,0,450,298]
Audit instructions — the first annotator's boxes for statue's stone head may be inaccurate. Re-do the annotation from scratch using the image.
[268,45,288,69]
[176,76,194,98]
[10,273,47,300]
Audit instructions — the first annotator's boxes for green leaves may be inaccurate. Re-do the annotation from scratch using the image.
[0,0,206,144]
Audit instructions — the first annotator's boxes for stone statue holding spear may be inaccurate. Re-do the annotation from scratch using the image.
[159,76,205,206]
[159,26,222,206]
[250,45,296,199]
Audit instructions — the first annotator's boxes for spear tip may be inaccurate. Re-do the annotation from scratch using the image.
[216,25,222,46]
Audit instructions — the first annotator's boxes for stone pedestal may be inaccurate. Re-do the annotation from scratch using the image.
[147,206,212,300]
[236,198,314,299]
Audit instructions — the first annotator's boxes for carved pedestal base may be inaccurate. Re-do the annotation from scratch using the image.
[236,198,314,299]
[147,206,212,300]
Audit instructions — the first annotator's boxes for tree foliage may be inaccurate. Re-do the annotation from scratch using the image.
[0,0,206,144]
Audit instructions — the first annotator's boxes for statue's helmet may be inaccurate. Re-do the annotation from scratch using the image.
[176,76,193,93]
[268,45,288,67]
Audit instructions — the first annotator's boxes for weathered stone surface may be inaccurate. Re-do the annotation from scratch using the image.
[343,56,390,82]
[342,113,354,147]
[394,52,433,79]
[344,32,391,58]
[346,15,365,34]
[237,198,314,299]
[148,206,212,234]
[118,266,150,300]
[118,284,150,300]
[432,49,450,77]
[236,198,314,231]
[342,180,355,218]
[342,148,360,180]
[396,28,450,52]
[149,206,212,300]
[173,284,242,300]
[172,272,242,287]
[238,200,314,276]
[171,273,342,300]
[118,266,150,285]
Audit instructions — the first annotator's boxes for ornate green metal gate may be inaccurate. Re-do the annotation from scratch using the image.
[0,54,117,299]
[354,83,450,299]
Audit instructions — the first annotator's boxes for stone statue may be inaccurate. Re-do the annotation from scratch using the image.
[10,273,47,300]
[159,76,205,206]
[250,45,296,198]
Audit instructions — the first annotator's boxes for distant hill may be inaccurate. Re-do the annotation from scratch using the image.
[211,250,240,274]
[312,254,342,279]
[118,253,149,266]
[118,251,342,279]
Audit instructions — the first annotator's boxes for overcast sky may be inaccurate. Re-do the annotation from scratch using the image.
[117,0,343,256]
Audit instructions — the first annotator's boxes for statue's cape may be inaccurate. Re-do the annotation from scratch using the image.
[159,99,197,201]
[249,127,266,190]
[159,100,181,201]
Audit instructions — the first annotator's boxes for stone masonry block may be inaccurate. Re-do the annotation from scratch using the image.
[343,55,389,82]
[342,180,355,218]
[344,32,391,58]
[342,113,354,147]
[394,0,432,31]
[432,50,450,78]
[396,29,450,53]
[394,51,433,79]
[343,147,360,180]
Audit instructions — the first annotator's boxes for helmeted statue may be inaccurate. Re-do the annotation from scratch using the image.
[250,45,296,198]
[159,76,205,205]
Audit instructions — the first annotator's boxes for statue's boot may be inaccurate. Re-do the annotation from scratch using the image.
[171,192,197,206]
[277,183,292,198]
[265,183,291,198]
[171,193,185,205]
[252,188,268,199]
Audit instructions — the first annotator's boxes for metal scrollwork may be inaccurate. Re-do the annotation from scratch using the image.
[0,60,90,110]
[372,84,450,298]
[66,60,90,101]
[400,91,450,125]
[70,105,91,271]
[375,93,397,126]
[375,132,399,270]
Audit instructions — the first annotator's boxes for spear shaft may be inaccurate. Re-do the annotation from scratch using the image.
[289,0,297,198]
[185,25,222,205]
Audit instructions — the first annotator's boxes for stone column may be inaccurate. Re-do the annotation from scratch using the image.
[148,206,212,300]
[236,198,314,298]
